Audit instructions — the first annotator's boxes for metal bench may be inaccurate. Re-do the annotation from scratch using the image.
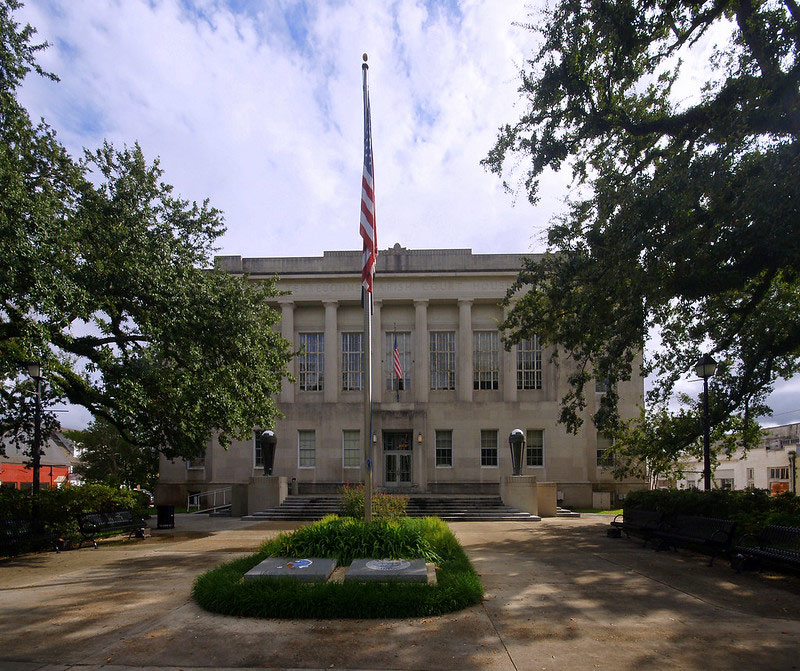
[653,514,736,566]
[610,509,664,545]
[76,510,146,549]
[0,518,61,556]
[732,525,800,573]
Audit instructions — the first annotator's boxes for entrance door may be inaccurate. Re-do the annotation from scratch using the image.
[383,431,412,486]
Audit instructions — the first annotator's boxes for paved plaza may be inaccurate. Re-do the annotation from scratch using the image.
[1,514,799,671]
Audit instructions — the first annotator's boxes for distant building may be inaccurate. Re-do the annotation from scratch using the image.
[0,431,79,489]
[673,423,799,494]
[156,246,646,509]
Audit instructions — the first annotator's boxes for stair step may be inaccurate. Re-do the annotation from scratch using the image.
[242,495,546,522]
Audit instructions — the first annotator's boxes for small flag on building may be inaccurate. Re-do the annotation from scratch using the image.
[393,333,403,391]
[360,56,377,295]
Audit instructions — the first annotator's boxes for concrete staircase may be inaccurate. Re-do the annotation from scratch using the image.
[242,495,553,522]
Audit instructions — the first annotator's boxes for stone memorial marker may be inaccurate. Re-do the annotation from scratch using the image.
[244,557,337,582]
[345,558,429,583]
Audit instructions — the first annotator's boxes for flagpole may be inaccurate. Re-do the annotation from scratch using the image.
[361,54,374,523]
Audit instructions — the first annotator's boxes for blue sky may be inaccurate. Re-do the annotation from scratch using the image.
[14,0,800,429]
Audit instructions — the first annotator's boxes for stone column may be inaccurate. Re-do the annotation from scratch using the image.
[414,300,429,403]
[279,300,294,404]
[503,305,517,402]
[323,301,338,403]
[371,300,382,404]
[458,299,473,403]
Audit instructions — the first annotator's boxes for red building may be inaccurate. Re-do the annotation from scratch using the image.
[0,432,78,490]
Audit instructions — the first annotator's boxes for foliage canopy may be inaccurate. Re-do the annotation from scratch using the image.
[485,1,800,458]
[0,1,292,459]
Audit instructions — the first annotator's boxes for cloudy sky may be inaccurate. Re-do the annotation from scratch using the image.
[14,0,799,428]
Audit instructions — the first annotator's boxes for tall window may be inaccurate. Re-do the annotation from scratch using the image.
[298,430,316,468]
[342,430,360,469]
[430,331,456,390]
[341,332,363,391]
[526,429,544,467]
[435,430,453,467]
[299,333,324,391]
[473,331,499,390]
[517,336,542,390]
[596,432,614,468]
[386,332,411,391]
[481,429,498,467]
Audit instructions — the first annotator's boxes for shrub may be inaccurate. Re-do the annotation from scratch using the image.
[623,488,800,536]
[0,483,150,550]
[339,484,408,520]
[193,515,484,619]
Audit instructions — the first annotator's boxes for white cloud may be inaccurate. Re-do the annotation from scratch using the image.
[18,0,557,262]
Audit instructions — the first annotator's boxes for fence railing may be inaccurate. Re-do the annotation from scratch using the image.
[187,487,232,512]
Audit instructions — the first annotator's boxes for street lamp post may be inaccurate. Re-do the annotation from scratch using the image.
[23,362,43,517]
[694,354,717,491]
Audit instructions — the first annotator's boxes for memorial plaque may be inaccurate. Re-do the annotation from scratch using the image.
[243,557,337,582]
[345,558,429,583]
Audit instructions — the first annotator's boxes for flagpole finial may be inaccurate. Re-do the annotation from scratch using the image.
[362,53,368,62]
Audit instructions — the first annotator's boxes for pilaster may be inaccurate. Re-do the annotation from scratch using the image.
[458,299,473,403]
[414,300,429,402]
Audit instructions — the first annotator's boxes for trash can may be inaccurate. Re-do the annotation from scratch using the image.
[156,504,175,529]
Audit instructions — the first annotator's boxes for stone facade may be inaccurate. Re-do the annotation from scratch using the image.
[156,246,646,508]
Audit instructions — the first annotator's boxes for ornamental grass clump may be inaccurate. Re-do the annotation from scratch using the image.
[192,515,483,619]
[267,514,439,565]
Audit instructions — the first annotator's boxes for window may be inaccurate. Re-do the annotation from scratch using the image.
[517,336,542,390]
[473,331,499,390]
[341,332,363,391]
[435,430,453,467]
[298,430,316,468]
[187,453,205,469]
[299,333,324,391]
[596,432,614,468]
[386,332,411,391]
[595,378,612,393]
[717,478,734,491]
[430,331,456,390]
[769,467,789,480]
[254,430,264,468]
[343,430,360,469]
[746,468,754,485]
[481,429,498,467]
[526,429,544,467]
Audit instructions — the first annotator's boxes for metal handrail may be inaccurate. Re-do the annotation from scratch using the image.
[187,487,232,512]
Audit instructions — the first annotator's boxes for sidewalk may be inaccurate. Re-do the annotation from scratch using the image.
[1,513,799,671]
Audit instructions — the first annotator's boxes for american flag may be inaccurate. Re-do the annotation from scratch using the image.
[360,61,377,294]
[393,333,403,390]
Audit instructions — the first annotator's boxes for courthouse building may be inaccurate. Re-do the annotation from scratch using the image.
[157,245,646,509]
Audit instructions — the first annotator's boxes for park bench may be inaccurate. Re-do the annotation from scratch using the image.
[0,518,61,556]
[77,510,146,549]
[653,514,736,566]
[609,509,664,545]
[732,525,800,573]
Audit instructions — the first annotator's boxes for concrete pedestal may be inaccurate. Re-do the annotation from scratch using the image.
[246,475,288,515]
[500,476,558,518]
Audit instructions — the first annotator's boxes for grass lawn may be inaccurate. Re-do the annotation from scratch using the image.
[193,515,484,619]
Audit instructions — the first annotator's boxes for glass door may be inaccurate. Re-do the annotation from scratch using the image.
[383,431,412,486]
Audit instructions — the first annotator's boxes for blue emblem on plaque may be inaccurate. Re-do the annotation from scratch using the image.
[283,559,312,569]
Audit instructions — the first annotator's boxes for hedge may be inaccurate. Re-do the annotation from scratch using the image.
[623,488,800,536]
[0,483,150,551]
